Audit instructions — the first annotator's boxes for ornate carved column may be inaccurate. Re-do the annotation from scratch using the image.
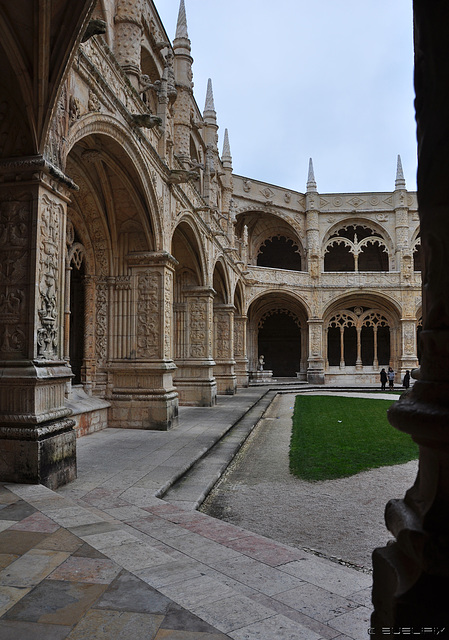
[174,286,217,406]
[213,303,237,395]
[0,159,76,488]
[371,1,449,633]
[114,0,143,89]
[234,314,249,387]
[307,319,325,384]
[107,252,178,430]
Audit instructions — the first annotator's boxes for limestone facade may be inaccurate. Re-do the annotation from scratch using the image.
[0,0,421,484]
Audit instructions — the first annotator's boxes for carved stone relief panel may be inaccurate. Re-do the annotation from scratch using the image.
[164,270,172,359]
[214,309,232,360]
[309,323,322,358]
[95,279,108,364]
[402,321,416,356]
[234,316,246,358]
[0,196,30,358]
[136,270,160,359]
[189,298,207,359]
[37,195,64,360]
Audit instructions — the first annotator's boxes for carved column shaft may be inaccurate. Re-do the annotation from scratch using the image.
[234,314,249,387]
[114,0,143,88]
[0,163,76,488]
[106,252,178,430]
[307,319,325,384]
[213,303,237,395]
[372,1,449,633]
[174,286,217,406]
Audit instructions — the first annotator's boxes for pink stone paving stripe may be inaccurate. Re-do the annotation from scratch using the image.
[181,520,250,544]
[223,534,306,566]
[9,513,60,533]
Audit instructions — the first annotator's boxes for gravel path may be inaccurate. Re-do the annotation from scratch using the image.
[201,392,419,571]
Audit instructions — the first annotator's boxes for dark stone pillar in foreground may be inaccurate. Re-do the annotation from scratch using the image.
[0,158,76,489]
[371,1,449,635]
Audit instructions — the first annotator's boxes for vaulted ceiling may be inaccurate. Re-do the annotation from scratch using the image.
[0,0,95,158]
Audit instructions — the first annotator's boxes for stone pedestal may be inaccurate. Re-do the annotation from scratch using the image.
[106,252,179,430]
[250,370,273,383]
[174,287,217,406]
[0,160,76,488]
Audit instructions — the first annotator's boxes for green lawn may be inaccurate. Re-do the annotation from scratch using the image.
[289,395,419,481]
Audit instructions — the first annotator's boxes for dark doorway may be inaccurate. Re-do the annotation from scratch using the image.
[258,312,301,376]
[69,261,85,385]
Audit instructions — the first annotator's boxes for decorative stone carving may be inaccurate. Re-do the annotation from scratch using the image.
[136,270,160,359]
[37,195,63,360]
[0,196,30,358]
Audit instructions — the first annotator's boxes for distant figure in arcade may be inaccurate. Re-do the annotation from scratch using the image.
[380,368,387,391]
[403,369,411,389]
[387,367,395,390]
[258,355,265,371]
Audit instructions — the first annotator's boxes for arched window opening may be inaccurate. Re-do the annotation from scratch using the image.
[327,309,391,368]
[324,242,354,271]
[327,327,341,366]
[377,325,390,365]
[358,241,389,271]
[67,237,87,386]
[257,236,302,271]
[324,225,389,272]
[258,310,301,376]
[361,325,374,365]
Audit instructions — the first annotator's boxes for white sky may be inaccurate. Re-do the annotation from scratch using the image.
[156,0,417,194]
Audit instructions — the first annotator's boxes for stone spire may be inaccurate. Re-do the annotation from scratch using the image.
[306,158,317,192]
[221,128,232,168]
[175,0,188,39]
[395,154,406,190]
[204,78,216,121]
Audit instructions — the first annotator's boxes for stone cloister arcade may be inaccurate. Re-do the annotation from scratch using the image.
[1,0,448,630]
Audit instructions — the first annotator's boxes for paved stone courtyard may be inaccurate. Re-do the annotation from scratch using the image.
[0,387,406,639]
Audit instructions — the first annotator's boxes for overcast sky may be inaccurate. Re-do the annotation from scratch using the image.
[156,0,417,194]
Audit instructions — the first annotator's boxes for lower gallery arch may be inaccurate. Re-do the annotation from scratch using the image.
[247,294,308,379]
[324,296,401,385]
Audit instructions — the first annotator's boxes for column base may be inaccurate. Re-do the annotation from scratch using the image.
[0,361,76,489]
[215,361,237,395]
[235,358,249,387]
[107,363,179,430]
[0,420,76,489]
[174,361,217,406]
[307,370,325,384]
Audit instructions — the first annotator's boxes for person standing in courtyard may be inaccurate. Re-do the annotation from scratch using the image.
[380,368,387,391]
[403,369,410,389]
[388,367,395,390]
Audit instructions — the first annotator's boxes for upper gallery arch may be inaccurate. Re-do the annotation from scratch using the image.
[323,221,392,272]
[235,210,305,271]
